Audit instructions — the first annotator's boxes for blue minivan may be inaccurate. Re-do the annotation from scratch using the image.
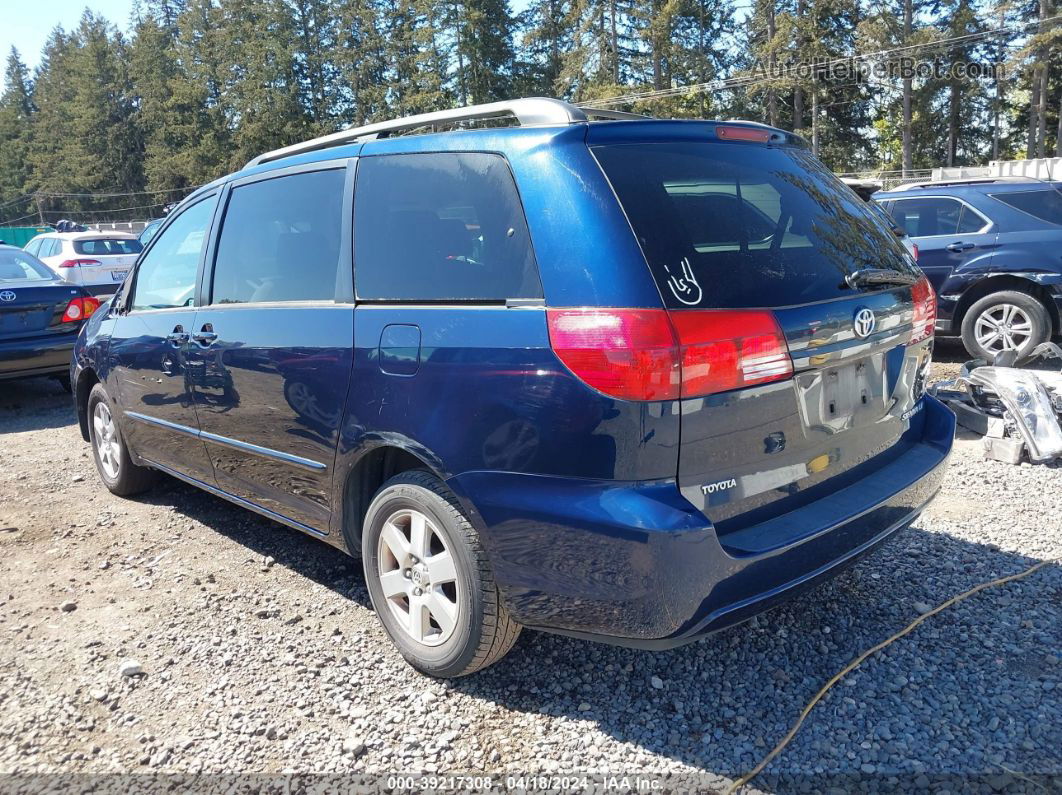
[73,99,954,677]
[875,177,1062,360]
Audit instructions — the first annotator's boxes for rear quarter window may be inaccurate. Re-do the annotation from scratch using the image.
[593,142,916,309]
[989,189,1062,226]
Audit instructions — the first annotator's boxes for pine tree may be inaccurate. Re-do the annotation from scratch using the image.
[334,0,391,124]
[0,48,36,224]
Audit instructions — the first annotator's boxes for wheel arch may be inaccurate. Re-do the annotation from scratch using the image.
[75,367,100,442]
[336,443,443,556]
[952,274,1059,335]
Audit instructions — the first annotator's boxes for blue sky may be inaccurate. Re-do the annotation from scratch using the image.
[1,0,138,83]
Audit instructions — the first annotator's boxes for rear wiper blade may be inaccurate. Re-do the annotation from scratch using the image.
[844,268,919,289]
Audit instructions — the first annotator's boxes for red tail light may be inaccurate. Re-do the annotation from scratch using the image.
[909,276,936,344]
[58,259,101,268]
[546,308,793,401]
[61,296,100,323]
[911,243,919,261]
[546,309,680,401]
[671,310,793,397]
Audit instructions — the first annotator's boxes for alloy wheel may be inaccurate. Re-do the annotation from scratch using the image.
[376,508,460,647]
[973,304,1033,355]
[92,401,121,480]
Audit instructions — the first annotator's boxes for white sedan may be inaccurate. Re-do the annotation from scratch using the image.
[24,231,143,297]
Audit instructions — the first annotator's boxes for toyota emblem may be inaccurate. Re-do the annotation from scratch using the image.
[0,290,15,302]
[853,307,876,338]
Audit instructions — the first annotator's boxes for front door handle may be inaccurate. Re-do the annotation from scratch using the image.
[166,325,188,345]
[946,242,975,252]
[192,323,217,346]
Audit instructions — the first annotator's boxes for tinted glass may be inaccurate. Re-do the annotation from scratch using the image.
[956,206,988,233]
[594,142,916,309]
[139,219,163,245]
[888,197,966,237]
[355,153,542,301]
[0,249,53,281]
[989,189,1062,226]
[74,238,143,256]
[211,169,345,304]
[130,197,216,311]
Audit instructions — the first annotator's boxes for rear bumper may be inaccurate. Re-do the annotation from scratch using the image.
[0,333,77,380]
[452,394,954,647]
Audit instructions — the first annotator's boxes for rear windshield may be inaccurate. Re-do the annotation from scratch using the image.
[0,249,54,281]
[74,238,143,256]
[593,142,918,309]
[989,189,1062,226]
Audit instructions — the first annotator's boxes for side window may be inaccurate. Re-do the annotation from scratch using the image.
[211,169,345,304]
[888,198,963,237]
[24,238,41,256]
[354,152,542,301]
[989,189,1062,225]
[956,205,988,233]
[48,239,64,258]
[130,197,216,311]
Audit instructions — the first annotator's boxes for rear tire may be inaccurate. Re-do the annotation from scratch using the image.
[361,470,520,677]
[960,290,1051,362]
[87,383,157,496]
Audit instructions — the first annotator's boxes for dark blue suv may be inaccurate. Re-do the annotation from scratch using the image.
[875,178,1062,360]
[73,98,954,677]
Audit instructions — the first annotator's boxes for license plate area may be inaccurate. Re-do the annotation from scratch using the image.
[795,353,888,433]
[111,271,127,282]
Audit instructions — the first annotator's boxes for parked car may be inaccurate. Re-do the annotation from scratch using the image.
[24,231,143,297]
[138,218,164,247]
[72,98,954,677]
[0,244,99,390]
[875,177,1062,360]
[842,178,920,263]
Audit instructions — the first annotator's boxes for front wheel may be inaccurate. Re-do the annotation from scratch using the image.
[960,290,1051,362]
[87,384,158,496]
[361,470,520,677]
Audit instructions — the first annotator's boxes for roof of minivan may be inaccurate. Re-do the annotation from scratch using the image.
[177,114,799,212]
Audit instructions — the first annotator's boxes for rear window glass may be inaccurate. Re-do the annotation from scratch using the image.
[989,189,1062,226]
[74,238,143,256]
[0,250,53,281]
[593,143,918,309]
[354,152,542,301]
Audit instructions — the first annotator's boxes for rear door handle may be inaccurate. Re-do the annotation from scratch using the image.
[192,323,217,346]
[946,242,975,252]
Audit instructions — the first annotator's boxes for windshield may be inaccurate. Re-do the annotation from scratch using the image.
[593,142,918,309]
[0,249,55,282]
[74,238,143,256]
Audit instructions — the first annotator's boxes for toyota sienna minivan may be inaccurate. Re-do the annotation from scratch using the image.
[73,98,954,677]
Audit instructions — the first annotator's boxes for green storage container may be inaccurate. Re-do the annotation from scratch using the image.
[0,226,53,248]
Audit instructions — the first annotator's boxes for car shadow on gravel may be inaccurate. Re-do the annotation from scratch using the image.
[134,474,1060,790]
[0,376,77,433]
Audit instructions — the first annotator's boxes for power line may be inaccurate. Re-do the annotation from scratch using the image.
[578,14,1062,109]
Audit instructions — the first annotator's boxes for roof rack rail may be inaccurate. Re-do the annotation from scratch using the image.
[899,176,1044,190]
[245,97,649,168]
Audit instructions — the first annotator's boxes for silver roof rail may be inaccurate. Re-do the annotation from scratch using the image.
[245,97,648,168]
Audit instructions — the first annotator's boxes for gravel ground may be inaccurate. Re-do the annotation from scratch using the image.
[0,343,1060,792]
